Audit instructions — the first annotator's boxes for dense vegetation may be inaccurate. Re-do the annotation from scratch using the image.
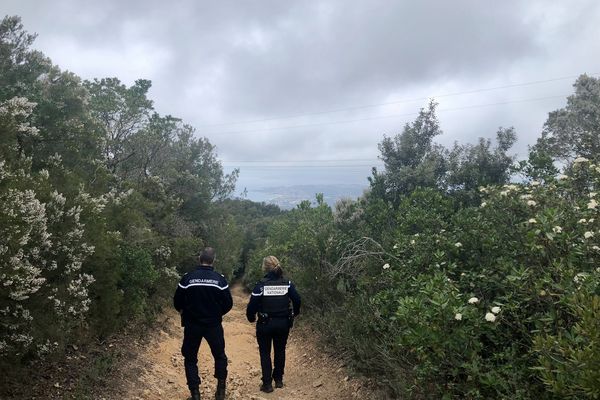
[244,80,600,398]
[2,15,599,399]
[0,16,269,380]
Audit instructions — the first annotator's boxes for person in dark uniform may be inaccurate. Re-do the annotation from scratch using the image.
[246,256,301,393]
[174,247,233,400]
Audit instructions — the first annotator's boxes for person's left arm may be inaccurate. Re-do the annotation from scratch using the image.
[288,281,301,317]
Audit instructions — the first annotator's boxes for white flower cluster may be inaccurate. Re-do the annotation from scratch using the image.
[0,156,98,357]
[47,153,63,167]
[162,266,181,280]
[484,312,496,322]
[0,97,40,137]
[573,272,589,284]
[76,188,108,214]
[102,187,135,206]
[459,298,502,322]
[499,184,520,197]
[154,246,172,260]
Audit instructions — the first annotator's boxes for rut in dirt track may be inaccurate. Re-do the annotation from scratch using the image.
[120,284,372,400]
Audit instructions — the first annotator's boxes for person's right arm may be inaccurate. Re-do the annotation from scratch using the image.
[173,276,186,312]
[246,283,262,322]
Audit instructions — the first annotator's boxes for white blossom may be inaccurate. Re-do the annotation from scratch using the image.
[588,199,598,210]
[528,218,537,224]
[485,312,497,322]
[578,218,587,224]
[584,231,594,239]
[454,313,462,321]
[480,202,487,208]
[382,263,390,270]
[557,174,569,180]
[573,272,589,284]
[491,306,501,314]
[455,242,462,248]
[468,297,479,304]
[162,266,181,280]
[590,192,597,198]
[154,246,172,259]
[47,153,63,167]
[527,200,537,206]
[574,156,589,163]
[552,226,562,234]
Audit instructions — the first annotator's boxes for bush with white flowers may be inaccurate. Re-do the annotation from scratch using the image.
[0,99,99,360]
[338,161,600,398]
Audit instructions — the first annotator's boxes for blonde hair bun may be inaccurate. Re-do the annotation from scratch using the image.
[262,255,282,275]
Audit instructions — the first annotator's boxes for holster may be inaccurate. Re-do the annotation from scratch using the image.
[258,312,270,324]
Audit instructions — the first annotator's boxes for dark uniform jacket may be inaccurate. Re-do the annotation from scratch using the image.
[174,265,233,327]
[246,271,301,322]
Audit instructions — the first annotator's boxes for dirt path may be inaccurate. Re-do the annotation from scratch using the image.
[119,284,371,400]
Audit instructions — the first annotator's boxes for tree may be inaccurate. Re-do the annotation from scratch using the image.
[534,74,600,162]
[370,100,446,204]
[0,16,51,102]
[85,78,153,174]
[446,127,517,194]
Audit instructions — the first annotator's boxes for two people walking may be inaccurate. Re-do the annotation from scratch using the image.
[174,248,301,400]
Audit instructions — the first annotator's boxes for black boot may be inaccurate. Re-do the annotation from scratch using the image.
[260,381,274,393]
[189,388,201,400]
[274,379,284,388]
[215,378,226,400]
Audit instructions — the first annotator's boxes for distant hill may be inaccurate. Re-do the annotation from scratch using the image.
[245,184,367,209]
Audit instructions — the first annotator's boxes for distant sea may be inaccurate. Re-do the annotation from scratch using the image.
[243,184,368,209]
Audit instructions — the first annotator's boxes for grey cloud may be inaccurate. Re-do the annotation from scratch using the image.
[217,0,540,117]
[2,0,600,194]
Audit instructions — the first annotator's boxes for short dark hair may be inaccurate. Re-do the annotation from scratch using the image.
[199,247,216,265]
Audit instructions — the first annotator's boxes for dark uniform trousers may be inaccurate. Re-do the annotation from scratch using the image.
[256,317,290,384]
[182,324,228,390]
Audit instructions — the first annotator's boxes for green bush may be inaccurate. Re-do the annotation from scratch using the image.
[360,161,599,398]
[248,161,600,399]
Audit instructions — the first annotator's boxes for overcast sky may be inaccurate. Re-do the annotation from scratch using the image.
[2,0,600,196]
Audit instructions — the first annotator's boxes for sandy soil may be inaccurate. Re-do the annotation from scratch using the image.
[117,284,374,400]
